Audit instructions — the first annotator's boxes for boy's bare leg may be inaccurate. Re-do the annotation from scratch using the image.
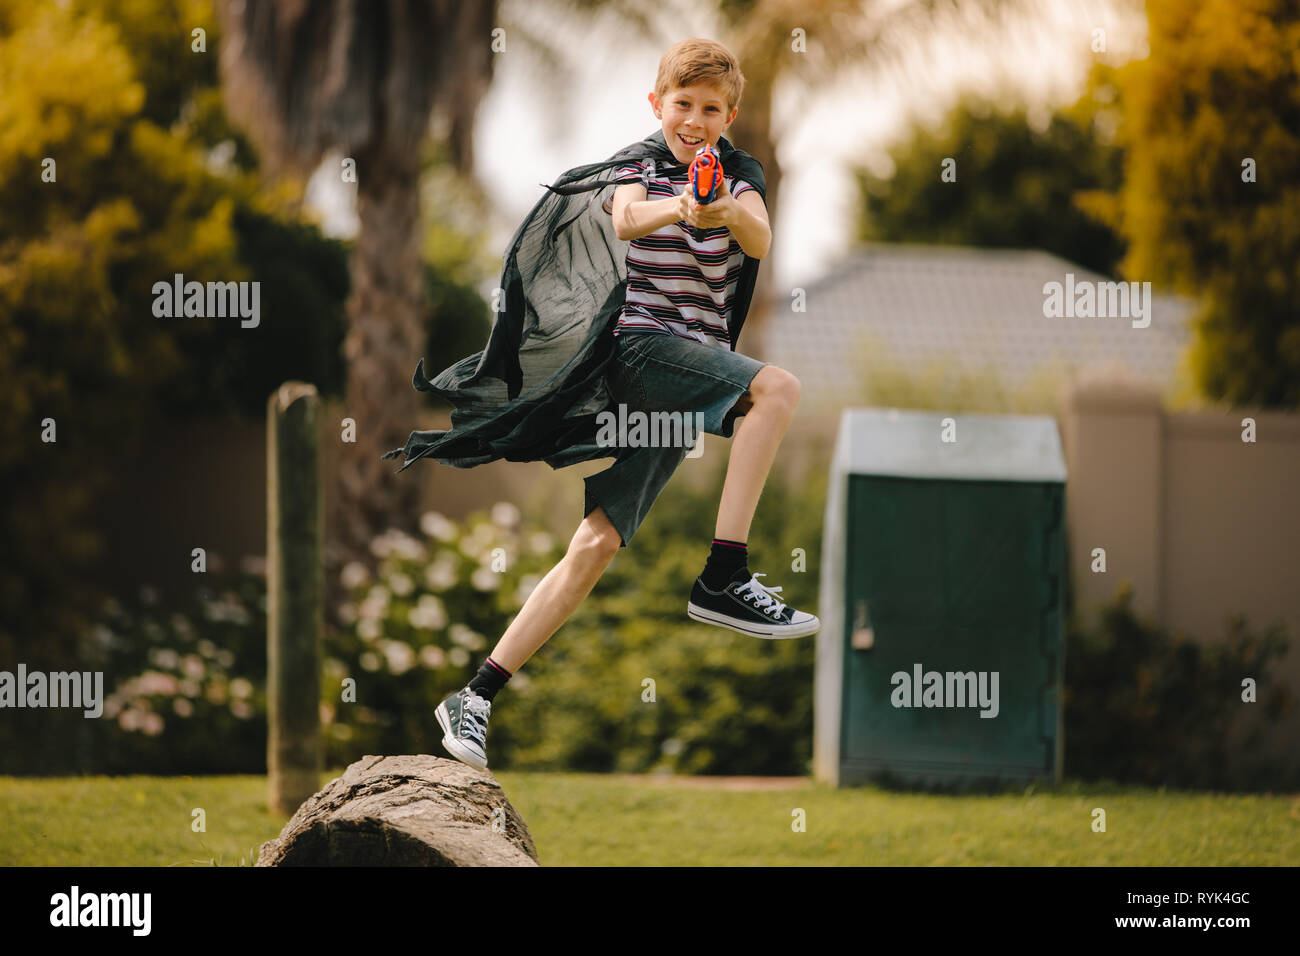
[486,506,622,673]
[714,365,801,542]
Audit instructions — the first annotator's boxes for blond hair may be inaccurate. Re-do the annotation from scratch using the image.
[654,38,745,115]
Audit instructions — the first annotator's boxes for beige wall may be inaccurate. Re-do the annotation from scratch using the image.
[1061,374,1300,773]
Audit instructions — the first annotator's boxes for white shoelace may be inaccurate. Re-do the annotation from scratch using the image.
[461,691,491,743]
[733,573,787,618]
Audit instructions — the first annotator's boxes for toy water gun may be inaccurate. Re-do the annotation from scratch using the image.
[687,143,722,242]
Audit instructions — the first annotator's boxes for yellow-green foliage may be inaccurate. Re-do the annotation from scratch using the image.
[1100,0,1300,406]
[0,0,255,750]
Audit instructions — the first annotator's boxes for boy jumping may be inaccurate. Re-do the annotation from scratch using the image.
[383,38,818,770]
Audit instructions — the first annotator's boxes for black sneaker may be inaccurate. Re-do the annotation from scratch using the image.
[435,686,492,769]
[687,567,820,638]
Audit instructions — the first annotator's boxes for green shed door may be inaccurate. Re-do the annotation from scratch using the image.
[842,474,1063,775]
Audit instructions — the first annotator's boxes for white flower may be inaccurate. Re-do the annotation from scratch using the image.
[230,699,253,720]
[449,624,486,650]
[137,671,179,696]
[471,567,499,591]
[529,532,554,555]
[388,572,414,597]
[337,602,358,625]
[423,558,457,591]
[463,525,496,557]
[407,594,447,631]
[359,651,380,672]
[418,645,446,669]
[119,709,141,731]
[173,698,193,717]
[149,648,179,670]
[420,511,457,542]
[340,562,370,589]
[216,650,234,668]
[205,682,227,704]
[661,737,684,756]
[229,678,253,699]
[179,679,200,698]
[392,532,426,561]
[197,639,217,659]
[382,640,415,675]
[181,654,205,679]
[203,594,250,625]
[359,585,390,622]
[491,502,521,528]
[358,618,381,641]
[369,532,394,558]
[142,712,165,736]
[448,647,470,667]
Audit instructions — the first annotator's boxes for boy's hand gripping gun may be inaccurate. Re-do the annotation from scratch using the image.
[687,144,722,242]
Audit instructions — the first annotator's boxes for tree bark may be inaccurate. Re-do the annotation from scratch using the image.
[334,149,427,565]
[256,754,540,866]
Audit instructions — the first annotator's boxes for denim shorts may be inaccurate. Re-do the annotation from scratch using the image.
[583,330,768,547]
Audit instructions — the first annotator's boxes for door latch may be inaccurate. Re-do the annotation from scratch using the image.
[850,599,874,650]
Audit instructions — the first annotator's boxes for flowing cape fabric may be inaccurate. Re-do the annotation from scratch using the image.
[381,128,766,473]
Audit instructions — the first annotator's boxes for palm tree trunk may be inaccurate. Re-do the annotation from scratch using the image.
[334,146,426,563]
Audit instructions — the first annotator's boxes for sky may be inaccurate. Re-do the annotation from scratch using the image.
[306,0,1145,291]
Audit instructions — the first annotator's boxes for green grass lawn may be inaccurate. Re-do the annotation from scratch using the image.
[2,771,1296,866]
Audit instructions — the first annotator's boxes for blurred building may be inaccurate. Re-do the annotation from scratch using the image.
[766,242,1196,415]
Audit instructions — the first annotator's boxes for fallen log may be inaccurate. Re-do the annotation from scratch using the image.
[256,754,539,866]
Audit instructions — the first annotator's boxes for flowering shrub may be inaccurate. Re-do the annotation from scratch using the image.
[91,503,563,773]
[93,556,268,774]
[322,503,561,764]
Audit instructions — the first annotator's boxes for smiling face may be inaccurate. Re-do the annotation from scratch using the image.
[649,81,739,164]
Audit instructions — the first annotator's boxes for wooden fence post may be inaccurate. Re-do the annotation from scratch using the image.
[267,382,322,815]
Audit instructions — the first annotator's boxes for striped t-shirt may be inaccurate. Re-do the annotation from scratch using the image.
[613,158,758,348]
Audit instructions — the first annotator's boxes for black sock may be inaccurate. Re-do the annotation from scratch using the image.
[702,537,748,590]
[467,656,512,702]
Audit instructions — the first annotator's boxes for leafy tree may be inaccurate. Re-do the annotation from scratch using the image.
[0,0,248,766]
[853,94,1126,277]
[216,0,499,564]
[0,0,488,770]
[1080,0,1300,407]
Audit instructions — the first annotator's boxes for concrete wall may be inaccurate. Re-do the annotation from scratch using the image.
[1060,372,1300,772]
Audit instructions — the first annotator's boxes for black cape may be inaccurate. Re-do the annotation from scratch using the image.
[381,128,766,473]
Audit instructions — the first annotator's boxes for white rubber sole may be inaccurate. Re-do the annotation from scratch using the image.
[435,700,488,770]
[687,602,820,639]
